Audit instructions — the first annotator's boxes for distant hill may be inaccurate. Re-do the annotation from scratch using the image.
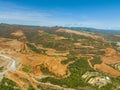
[57,26,120,34]
[0,23,120,42]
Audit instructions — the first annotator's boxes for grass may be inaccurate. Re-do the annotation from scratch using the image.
[22,65,32,73]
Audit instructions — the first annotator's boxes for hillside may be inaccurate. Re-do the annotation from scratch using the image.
[0,24,120,90]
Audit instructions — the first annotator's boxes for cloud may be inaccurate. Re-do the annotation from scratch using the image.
[0,0,119,29]
[0,1,56,26]
[0,0,105,28]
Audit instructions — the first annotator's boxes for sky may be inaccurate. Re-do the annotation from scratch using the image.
[0,0,120,29]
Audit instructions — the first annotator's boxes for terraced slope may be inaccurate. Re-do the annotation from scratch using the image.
[0,24,119,90]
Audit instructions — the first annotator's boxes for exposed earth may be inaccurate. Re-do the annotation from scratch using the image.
[0,24,120,90]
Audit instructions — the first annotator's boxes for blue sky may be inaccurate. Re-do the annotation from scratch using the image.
[0,0,120,29]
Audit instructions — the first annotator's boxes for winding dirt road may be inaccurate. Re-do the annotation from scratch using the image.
[0,54,16,78]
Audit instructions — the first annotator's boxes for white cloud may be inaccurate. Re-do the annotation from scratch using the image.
[0,0,119,30]
[0,0,56,26]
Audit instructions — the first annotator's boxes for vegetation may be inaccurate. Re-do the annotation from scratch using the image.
[0,66,4,72]
[27,43,45,54]
[61,56,77,64]
[0,77,19,90]
[90,56,102,66]
[40,65,53,75]
[22,65,32,73]
[41,58,94,88]
[37,84,57,90]
[0,24,120,90]
[27,86,35,90]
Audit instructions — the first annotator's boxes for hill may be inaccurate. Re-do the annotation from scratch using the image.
[0,23,120,90]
